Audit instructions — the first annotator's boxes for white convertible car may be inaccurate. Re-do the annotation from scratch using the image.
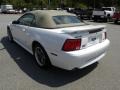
[7,10,110,70]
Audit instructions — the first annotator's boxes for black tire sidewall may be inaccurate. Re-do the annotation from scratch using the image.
[34,44,50,67]
[7,29,13,42]
[114,19,118,24]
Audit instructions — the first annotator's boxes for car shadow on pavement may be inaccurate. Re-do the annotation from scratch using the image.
[1,36,98,87]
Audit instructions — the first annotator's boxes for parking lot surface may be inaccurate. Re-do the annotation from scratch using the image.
[0,14,120,90]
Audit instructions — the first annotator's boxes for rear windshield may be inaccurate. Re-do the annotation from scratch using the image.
[53,15,81,25]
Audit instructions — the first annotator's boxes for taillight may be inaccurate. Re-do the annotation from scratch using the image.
[105,32,107,39]
[62,39,81,51]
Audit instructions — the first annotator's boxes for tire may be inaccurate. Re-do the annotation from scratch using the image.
[105,15,110,22]
[114,20,118,24]
[94,18,97,22]
[104,18,109,22]
[33,44,51,68]
[7,28,14,42]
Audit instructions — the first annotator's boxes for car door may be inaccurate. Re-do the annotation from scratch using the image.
[20,13,36,50]
[12,13,35,48]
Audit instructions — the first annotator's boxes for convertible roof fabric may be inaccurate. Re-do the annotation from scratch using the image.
[27,10,84,29]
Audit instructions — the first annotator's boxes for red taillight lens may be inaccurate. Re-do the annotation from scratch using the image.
[62,39,81,51]
[105,32,107,39]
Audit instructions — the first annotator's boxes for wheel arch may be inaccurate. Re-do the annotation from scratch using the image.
[32,41,47,55]
[32,40,51,65]
[107,14,110,16]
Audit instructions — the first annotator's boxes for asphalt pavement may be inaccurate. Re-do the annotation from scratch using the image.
[0,14,120,90]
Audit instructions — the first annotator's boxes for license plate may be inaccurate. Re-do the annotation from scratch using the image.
[88,35,100,46]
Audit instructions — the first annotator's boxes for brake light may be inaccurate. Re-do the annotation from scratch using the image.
[62,39,81,51]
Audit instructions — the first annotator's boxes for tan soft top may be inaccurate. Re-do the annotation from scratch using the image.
[28,10,84,28]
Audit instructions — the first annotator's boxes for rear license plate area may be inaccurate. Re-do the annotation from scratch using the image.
[87,34,101,47]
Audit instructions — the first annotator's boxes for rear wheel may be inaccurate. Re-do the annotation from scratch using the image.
[7,28,13,42]
[104,17,109,22]
[93,18,98,22]
[33,44,51,68]
[105,15,110,22]
[114,19,118,24]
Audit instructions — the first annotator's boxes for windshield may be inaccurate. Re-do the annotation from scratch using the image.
[53,15,81,25]
[102,8,111,11]
[6,6,13,10]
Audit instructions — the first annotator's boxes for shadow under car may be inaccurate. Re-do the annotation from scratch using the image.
[1,36,98,87]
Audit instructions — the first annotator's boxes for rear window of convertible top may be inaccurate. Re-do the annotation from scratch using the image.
[53,15,81,25]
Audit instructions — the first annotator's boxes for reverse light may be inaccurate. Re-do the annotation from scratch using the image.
[62,39,81,51]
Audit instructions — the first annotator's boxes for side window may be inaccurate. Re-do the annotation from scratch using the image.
[18,14,35,26]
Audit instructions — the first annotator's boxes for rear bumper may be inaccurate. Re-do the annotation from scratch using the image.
[50,39,110,70]
[92,15,107,20]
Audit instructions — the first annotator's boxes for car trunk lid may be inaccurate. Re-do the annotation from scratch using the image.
[61,25,106,49]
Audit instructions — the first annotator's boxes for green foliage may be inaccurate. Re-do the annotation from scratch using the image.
[76,3,87,9]
[0,0,120,9]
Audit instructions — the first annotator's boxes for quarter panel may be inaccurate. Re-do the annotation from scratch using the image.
[27,27,72,56]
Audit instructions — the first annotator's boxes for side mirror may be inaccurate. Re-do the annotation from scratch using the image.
[12,20,19,24]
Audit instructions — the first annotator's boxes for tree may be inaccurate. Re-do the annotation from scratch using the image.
[0,0,120,9]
